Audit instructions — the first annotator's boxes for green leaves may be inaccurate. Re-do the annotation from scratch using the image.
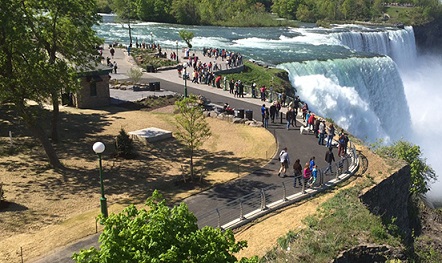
[73,190,253,263]
[373,140,436,195]
[178,30,195,49]
[174,95,212,181]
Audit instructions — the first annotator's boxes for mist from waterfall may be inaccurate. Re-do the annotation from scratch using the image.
[278,56,410,143]
[334,26,441,204]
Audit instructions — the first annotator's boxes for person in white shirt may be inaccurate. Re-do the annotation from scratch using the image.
[278,147,290,177]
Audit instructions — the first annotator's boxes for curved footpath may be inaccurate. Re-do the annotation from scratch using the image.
[31,48,358,263]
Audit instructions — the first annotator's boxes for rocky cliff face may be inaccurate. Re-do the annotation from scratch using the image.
[414,17,442,54]
[359,165,413,243]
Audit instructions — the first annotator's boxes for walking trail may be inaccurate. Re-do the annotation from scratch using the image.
[30,46,357,263]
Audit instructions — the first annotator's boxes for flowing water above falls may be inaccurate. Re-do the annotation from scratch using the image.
[96,17,442,201]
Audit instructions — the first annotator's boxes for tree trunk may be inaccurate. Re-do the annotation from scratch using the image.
[51,91,60,143]
[190,149,194,181]
[17,102,63,169]
[29,124,63,169]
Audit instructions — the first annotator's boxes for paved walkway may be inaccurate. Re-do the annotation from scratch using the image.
[31,47,351,263]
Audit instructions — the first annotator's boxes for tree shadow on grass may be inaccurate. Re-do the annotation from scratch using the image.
[0,201,28,212]
[1,103,277,210]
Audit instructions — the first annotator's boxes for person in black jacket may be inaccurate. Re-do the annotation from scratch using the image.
[324,147,335,175]
[269,102,277,123]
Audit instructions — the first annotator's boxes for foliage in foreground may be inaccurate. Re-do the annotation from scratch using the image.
[174,95,212,182]
[260,182,403,263]
[72,190,257,263]
[372,140,436,195]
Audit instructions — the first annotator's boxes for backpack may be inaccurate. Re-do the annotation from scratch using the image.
[339,137,345,145]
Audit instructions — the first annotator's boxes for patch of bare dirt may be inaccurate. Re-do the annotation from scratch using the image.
[0,104,276,263]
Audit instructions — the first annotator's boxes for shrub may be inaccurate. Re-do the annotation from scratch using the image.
[115,128,136,159]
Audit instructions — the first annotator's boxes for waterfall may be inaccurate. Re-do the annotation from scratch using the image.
[278,56,411,143]
[332,26,417,69]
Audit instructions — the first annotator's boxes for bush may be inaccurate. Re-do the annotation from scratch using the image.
[115,128,136,159]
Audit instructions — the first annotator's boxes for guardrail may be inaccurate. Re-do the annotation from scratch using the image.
[195,141,359,230]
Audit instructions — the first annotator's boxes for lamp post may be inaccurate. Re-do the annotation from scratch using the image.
[183,63,188,97]
[93,142,108,219]
[176,41,179,63]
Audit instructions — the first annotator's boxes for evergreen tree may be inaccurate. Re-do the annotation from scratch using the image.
[115,128,136,159]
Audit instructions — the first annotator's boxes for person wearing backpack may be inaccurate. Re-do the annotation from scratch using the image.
[278,147,289,177]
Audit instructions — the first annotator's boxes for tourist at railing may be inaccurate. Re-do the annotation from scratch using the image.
[326,123,335,148]
[302,162,311,194]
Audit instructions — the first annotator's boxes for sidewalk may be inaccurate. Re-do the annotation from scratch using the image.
[31,47,358,263]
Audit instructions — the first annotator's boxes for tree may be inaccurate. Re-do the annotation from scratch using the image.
[111,0,135,45]
[178,30,195,49]
[72,190,257,263]
[373,140,436,195]
[115,128,136,159]
[174,95,211,182]
[0,0,102,168]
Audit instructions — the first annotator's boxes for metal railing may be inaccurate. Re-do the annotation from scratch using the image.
[195,142,359,229]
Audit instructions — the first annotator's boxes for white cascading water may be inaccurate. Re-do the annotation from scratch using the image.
[279,56,410,143]
[288,26,441,204]
[333,26,417,68]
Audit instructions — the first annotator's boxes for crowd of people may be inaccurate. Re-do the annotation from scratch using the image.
[173,46,352,188]
[269,94,351,193]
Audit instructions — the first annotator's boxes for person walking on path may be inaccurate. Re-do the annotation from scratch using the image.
[302,162,311,194]
[286,108,293,130]
[260,85,266,101]
[308,165,318,188]
[293,96,301,117]
[324,147,335,175]
[269,102,276,123]
[251,83,257,98]
[113,61,118,74]
[229,79,235,94]
[293,159,302,187]
[264,108,270,128]
[278,147,289,177]
[261,104,266,124]
[318,119,326,145]
[326,123,335,148]
[110,47,115,58]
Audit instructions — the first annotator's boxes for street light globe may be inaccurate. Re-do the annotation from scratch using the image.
[183,63,187,68]
[93,142,105,154]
